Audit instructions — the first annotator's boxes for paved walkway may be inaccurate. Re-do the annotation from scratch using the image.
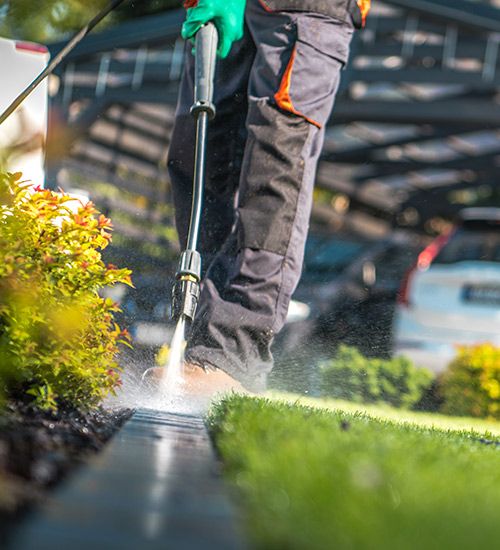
[9,408,246,550]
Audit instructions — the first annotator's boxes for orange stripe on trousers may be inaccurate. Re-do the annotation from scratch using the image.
[357,0,371,26]
[274,46,321,128]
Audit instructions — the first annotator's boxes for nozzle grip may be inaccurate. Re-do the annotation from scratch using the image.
[177,249,201,280]
[192,22,218,118]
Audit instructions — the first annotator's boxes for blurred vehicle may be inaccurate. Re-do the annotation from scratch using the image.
[0,37,49,186]
[316,233,423,357]
[271,231,423,390]
[393,208,500,373]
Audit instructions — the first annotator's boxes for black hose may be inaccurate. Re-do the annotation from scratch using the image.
[0,0,127,126]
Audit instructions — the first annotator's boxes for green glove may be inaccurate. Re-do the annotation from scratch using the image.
[182,0,246,59]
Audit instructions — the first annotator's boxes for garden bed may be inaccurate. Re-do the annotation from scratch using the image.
[0,400,131,546]
[209,395,500,550]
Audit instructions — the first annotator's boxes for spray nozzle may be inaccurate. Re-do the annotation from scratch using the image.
[172,275,200,321]
[171,249,202,322]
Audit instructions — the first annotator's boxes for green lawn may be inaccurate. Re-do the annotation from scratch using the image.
[269,391,500,436]
[208,395,500,550]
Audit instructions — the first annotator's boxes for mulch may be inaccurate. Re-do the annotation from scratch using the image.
[0,399,131,546]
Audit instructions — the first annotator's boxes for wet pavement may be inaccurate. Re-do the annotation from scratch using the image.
[8,408,246,550]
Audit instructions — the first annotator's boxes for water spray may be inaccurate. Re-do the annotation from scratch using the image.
[142,23,218,391]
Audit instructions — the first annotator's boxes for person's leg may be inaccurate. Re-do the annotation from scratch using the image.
[185,0,355,390]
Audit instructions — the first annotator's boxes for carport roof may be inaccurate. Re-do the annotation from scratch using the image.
[47,0,500,242]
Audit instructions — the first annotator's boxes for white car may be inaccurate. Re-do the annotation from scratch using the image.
[393,208,500,373]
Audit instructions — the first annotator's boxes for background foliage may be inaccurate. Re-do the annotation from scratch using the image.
[440,343,500,419]
[0,172,132,410]
[320,345,434,409]
[0,0,179,43]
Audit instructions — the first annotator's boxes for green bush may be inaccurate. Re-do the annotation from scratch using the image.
[320,345,434,409]
[440,343,500,419]
[0,172,132,410]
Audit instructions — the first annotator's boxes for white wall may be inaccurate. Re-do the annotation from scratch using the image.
[0,38,49,187]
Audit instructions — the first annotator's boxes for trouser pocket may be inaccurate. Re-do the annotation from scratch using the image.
[237,100,310,255]
[274,16,353,129]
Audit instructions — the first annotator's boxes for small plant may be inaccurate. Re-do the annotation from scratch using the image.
[320,345,434,409]
[440,343,500,419]
[0,172,132,410]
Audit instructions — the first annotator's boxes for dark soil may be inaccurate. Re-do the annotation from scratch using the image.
[0,400,132,545]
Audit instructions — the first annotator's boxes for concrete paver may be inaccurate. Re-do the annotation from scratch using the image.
[8,408,246,550]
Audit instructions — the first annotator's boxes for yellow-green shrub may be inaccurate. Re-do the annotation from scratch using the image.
[0,172,132,410]
[440,343,500,419]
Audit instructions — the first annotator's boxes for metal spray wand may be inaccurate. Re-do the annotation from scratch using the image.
[171,23,218,325]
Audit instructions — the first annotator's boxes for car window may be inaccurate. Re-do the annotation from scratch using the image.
[434,229,500,264]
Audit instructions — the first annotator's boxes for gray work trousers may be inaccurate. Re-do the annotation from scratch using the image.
[167,0,354,390]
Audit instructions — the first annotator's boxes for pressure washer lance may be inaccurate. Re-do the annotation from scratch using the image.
[141,23,218,387]
[172,22,218,325]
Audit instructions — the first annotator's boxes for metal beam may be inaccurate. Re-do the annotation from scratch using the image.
[364,17,455,35]
[65,61,183,92]
[322,126,487,164]
[99,112,173,144]
[358,41,488,60]
[333,99,500,127]
[385,0,500,33]
[348,68,500,88]
[73,59,178,78]
[70,85,179,105]
[49,10,184,60]
[351,152,500,183]
[82,135,163,167]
